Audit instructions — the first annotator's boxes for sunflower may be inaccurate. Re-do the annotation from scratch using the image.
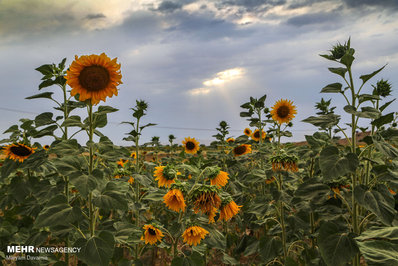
[226,137,235,143]
[210,170,229,188]
[270,99,297,124]
[219,200,241,221]
[128,176,134,184]
[244,128,252,136]
[117,158,128,167]
[164,189,186,212]
[43,145,50,151]
[65,53,122,105]
[251,129,266,142]
[193,188,221,216]
[182,137,200,154]
[130,152,137,159]
[4,143,36,162]
[154,165,178,188]
[208,207,218,224]
[182,226,209,246]
[141,224,164,245]
[232,144,252,157]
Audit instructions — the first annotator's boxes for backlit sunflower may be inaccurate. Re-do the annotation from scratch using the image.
[43,145,50,151]
[4,143,36,162]
[163,188,186,212]
[65,53,122,105]
[232,144,252,157]
[154,165,178,188]
[141,224,164,245]
[182,226,209,246]
[270,99,297,124]
[251,129,266,142]
[182,137,200,154]
[226,137,235,144]
[244,128,252,136]
[210,170,229,188]
[219,200,241,221]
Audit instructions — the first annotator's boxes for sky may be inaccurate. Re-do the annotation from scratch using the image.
[1,0,398,146]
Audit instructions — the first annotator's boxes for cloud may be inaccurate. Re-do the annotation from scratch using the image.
[343,0,398,9]
[156,1,183,12]
[286,11,341,26]
[85,13,106,20]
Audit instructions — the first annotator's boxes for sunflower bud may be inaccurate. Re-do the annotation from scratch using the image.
[329,42,349,60]
[372,79,392,97]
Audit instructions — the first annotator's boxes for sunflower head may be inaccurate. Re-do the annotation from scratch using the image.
[182,137,200,154]
[251,129,266,142]
[270,99,297,125]
[182,226,209,246]
[270,153,299,172]
[141,224,164,245]
[4,143,36,163]
[226,137,235,144]
[192,185,221,217]
[130,152,137,159]
[43,145,50,151]
[219,197,241,222]
[154,165,179,188]
[244,128,252,136]
[232,144,252,157]
[209,169,229,188]
[117,158,128,167]
[65,53,122,105]
[164,187,186,212]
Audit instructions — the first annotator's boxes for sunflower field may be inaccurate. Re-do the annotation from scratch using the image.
[1,39,398,266]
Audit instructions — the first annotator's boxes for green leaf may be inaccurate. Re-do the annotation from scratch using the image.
[259,236,282,263]
[25,92,54,100]
[240,111,252,117]
[33,125,58,138]
[302,114,340,129]
[318,221,359,266]
[34,195,76,228]
[95,105,119,115]
[358,94,380,104]
[51,139,82,156]
[62,115,84,127]
[93,181,128,210]
[222,253,239,265]
[357,107,380,119]
[38,79,55,89]
[372,113,394,128]
[343,105,356,114]
[1,158,18,178]
[379,99,396,112]
[321,83,342,93]
[93,113,107,128]
[373,135,398,158]
[340,53,355,68]
[319,146,358,180]
[75,231,115,266]
[360,64,386,85]
[35,64,54,75]
[328,67,347,78]
[355,227,398,266]
[205,228,226,250]
[354,185,396,225]
[35,112,54,127]
[69,172,97,198]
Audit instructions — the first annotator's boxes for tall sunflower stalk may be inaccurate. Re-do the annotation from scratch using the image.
[320,38,390,265]
[269,98,297,263]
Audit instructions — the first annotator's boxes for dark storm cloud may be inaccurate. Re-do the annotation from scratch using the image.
[85,13,106,20]
[286,11,341,26]
[156,1,183,12]
[217,0,286,12]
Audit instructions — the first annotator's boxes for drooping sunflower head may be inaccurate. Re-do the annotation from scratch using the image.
[251,129,266,142]
[226,137,235,144]
[65,53,122,105]
[154,165,179,188]
[141,224,164,245]
[192,185,221,216]
[232,144,252,157]
[270,99,297,125]
[182,137,200,154]
[219,198,241,222]
[244,128,252,136]
[270,153,299,172]
[182,226,209,246]
[4,143,36,163]
[163,188,186,212]
[209,169,229,188]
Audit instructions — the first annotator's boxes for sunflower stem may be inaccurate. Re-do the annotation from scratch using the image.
[87,102,95,237]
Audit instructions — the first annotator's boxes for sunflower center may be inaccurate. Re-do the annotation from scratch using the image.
[148,228,156,235]
[253,131,260,138]
[78,65,110,91]
[185,141,196,150]
[234,145,247,155]
[10,145,32,156]
[276,106,290,118]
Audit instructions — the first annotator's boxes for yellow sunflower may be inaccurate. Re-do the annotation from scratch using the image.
[210,171,229,188]
[141,224,164,245]
[128,176,134,184]
[182,137,200,154]
[43,145,50,151]
[251,129,266,142]
[117,158,128,167]
[182,226,209,246]
[4,143,36,163]
[244,128,252,136]
[270,99,297,124]
[65,53,122,105]
[163,189,186,212]
[226,137,235,143]
[232,144,252,157]
[193,191,221,215]
[130,152,137,159]
[219,200,241,221]
[154,165,176,188]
